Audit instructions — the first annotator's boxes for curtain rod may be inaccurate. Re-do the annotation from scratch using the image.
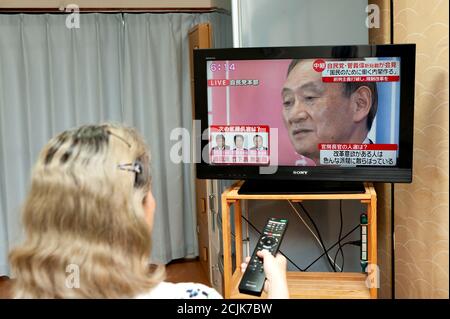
[0,7,230,14]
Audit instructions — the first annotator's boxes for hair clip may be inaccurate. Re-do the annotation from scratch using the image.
[118,160,146,187]
[117,162,141,174]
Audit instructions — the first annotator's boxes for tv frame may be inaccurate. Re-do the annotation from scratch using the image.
[194,44,416,183]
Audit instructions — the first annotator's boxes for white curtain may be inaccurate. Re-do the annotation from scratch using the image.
[0,12,232,275]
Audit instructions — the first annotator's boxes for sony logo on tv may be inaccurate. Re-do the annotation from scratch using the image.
[292,170,308,175]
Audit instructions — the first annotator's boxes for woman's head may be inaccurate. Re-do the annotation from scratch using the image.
[9,123,163,298]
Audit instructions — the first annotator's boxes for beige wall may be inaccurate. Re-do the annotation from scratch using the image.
[0,0,231,11]
[393,0,449,299]
[370,0,449,299]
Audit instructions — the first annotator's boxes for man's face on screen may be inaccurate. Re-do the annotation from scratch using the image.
[235,136,244,148]
[216,136,224,148]
[254,136,263,148]
[281,60,354,163]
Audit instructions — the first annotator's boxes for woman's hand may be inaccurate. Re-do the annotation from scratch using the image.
[241,249,289,299]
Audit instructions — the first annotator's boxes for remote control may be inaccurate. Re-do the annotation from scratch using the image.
[238,217,288,296]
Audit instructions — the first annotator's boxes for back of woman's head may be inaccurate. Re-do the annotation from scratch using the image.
[9,123,164,298]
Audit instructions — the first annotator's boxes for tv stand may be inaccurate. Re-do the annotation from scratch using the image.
[238,180,365,195]
[221,180,378,299]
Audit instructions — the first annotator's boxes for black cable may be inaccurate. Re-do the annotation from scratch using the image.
[220,210,306,271]
[241,214,360,272]
[333,200,345,272]
[241,214,305,271]
[334,240,361,270]
[333,239,362,273]
[218,200,358,272]
[333,243,344,272]
[341,240,362,247]
[297,202,337,272]
[303,225,359,271]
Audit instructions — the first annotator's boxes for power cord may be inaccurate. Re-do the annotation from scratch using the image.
[334,238,361,271]
[341,240,362,247]
[296,202,338,272]
[287,200,342,272]
[241,214,306,271]
[240,214,360,272]
[303,225,360,271]
[217,207,360,272]
[333,200,345,272]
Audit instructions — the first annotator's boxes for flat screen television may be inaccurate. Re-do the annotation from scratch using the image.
[193,44,416,193]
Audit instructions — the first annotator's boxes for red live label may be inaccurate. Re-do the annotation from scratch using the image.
[313,59,326,72]
[208,79,229,87]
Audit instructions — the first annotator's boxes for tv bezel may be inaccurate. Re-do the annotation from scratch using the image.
[194,44,416,183]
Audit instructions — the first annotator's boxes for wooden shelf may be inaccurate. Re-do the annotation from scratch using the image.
[230,270,371,299]
[221,180,378,299]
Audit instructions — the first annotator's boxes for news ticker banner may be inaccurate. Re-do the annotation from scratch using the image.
[313,58,400,83]
[209,125,270,165]
[319,143,398,166]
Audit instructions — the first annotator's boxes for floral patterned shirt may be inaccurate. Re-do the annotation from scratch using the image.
[135,281,223,299]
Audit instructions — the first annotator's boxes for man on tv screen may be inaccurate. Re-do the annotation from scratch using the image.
[281,59,378,165]
[211,134,230,151]
[233,134,247,151]
[250,134,268,151]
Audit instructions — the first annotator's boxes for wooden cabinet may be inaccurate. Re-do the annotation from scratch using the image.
[221,181,378,299]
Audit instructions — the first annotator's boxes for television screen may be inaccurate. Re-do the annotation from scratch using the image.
[194,45,415,183]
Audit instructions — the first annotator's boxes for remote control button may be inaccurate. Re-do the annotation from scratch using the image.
[261,236,278,248]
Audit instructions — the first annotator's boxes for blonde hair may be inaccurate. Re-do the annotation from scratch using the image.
[9,123,164,298]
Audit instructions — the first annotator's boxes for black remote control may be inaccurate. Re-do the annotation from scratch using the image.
[238,217,288,296]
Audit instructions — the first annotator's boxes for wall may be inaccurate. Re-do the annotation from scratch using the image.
[369,0,449,299]
[235,0,368,47]
[393,0,449,299]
